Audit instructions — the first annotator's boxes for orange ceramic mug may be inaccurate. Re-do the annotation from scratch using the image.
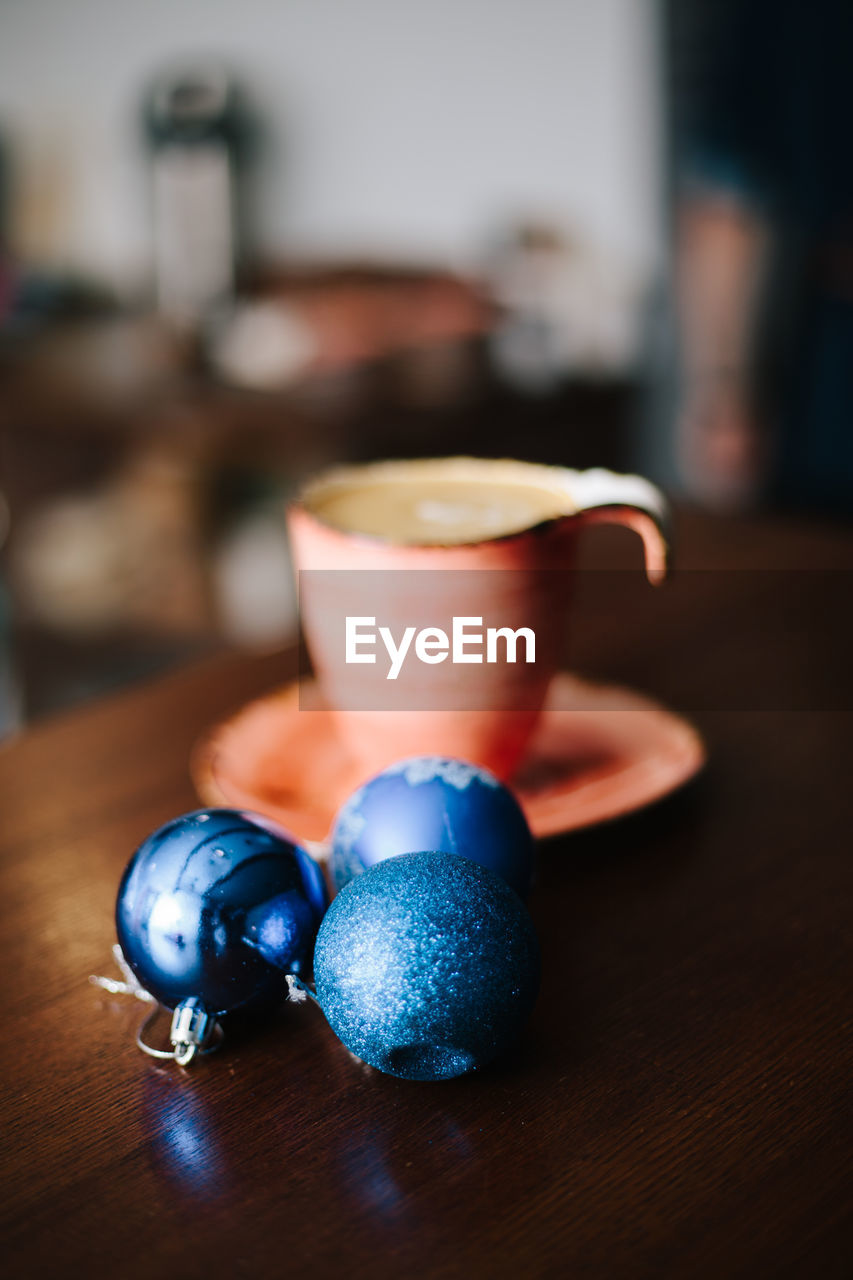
[287,457,668,780]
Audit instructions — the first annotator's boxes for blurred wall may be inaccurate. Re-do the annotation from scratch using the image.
[0,0,664,291]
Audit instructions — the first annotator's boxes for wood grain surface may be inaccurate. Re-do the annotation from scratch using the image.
[1,508,852,1279]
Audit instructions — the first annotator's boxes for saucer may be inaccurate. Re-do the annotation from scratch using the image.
[192,675,705,843]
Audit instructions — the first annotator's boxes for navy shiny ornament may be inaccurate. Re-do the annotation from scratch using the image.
[314,851,540,1081]
[115,808,328,1025]
[329,756,534,898]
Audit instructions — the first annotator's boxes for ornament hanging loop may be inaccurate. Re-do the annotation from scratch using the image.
[136,997,224,1065]
[91,945,224,1064]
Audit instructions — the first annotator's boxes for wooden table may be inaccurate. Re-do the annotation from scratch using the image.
[2,508,852,1278]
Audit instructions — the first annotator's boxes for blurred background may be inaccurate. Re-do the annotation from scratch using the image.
[1,0,851,730]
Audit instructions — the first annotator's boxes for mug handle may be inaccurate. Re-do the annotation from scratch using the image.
[564,468,670,586]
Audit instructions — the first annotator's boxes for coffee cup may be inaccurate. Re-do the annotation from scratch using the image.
[287,456,668,780]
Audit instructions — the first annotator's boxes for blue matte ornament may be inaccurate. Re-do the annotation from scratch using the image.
[314,851,540,1081]
[115,808,328,1023]
[329,756,534,898]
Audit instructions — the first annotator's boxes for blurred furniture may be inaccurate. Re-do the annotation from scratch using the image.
[0,301,640,721]
[1,507,850,1278]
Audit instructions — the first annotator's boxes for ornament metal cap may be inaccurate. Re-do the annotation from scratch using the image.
[139,997,224,1066]
[91,944,225,1066]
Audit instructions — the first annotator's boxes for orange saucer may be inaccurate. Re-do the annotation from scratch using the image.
[192,675,705,844]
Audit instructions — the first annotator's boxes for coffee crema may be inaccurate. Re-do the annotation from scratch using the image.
[300,458,577,545]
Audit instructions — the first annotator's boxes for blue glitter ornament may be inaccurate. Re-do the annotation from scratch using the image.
[329,756,534,898]
[314,851,540,1081]
[115,808,328,1021]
